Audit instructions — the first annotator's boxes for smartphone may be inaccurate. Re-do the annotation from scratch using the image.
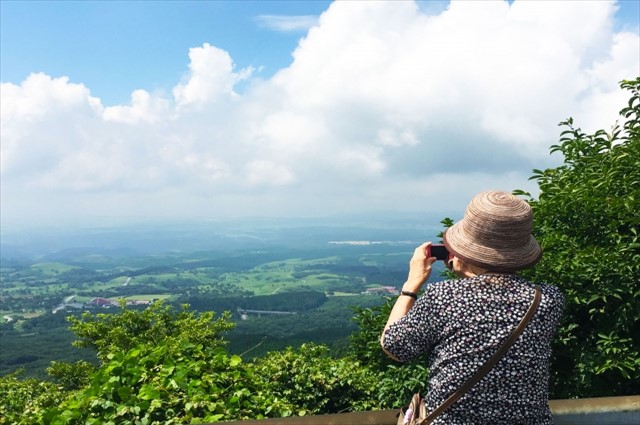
[428,244,449,261]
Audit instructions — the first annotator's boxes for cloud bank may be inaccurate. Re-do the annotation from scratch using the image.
[1,0,638,227]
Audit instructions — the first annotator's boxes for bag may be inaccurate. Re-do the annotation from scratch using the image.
[397,393,428,425]
[396,285,542,425]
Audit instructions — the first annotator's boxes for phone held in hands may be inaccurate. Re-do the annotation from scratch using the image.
[428,244,450,261]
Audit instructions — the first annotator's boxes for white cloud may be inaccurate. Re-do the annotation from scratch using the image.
[259,111,327,155]
[254,15,319,32]
[245,160,295,186]
[0,73,102,119]
[1,0,638,227]
[376,127,420,148]
[173,43,253,108]
[103,90,169,124]
[0,73,103,178]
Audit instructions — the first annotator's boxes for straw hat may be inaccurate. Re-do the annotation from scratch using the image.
[443,191,542,272]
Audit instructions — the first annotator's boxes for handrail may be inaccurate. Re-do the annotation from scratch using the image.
[215,395,640,425]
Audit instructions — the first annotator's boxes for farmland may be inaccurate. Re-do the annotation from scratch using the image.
[0,218,446,378]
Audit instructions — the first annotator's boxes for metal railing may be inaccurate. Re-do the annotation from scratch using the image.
[216,395,640,425]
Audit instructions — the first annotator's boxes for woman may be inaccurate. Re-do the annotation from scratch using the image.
[380,191,564,424]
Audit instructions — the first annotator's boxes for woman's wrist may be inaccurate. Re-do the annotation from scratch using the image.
[400,290,418,300]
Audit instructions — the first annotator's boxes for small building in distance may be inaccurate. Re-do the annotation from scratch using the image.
[126,299,152,306]
[87,297,115,308]
[363,286,399,296]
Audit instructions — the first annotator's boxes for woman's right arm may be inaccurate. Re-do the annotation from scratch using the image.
[380,242,436,360]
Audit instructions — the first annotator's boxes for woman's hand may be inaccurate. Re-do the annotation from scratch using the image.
[403,242,437,293]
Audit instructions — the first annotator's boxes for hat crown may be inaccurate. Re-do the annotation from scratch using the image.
[463,191,533,248]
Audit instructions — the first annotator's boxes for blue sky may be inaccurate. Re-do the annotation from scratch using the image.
[1,0,335,105]
[4,0,634,106]
[1,1,639,229]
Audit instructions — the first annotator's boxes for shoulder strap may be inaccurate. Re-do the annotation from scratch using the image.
[423,285,542,424]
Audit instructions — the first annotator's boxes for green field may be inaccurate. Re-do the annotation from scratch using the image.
[0,245,419,378]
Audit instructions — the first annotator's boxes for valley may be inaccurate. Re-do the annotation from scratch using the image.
[0,218,448,379]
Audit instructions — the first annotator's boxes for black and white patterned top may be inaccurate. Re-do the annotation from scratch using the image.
[382,274,564,425]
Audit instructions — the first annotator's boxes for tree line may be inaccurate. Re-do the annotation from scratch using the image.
[181,290,327,314]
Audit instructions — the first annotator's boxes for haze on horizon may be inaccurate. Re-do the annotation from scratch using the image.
[1,0,639,230]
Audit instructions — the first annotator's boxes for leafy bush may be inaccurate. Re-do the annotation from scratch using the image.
[518,77,640,398]
[0,371,66,425]
[42,341,290,424]
[252,343,379,414]
[46,360,96,391]
[7,302,295,424]
[350,301,430,408]
[67,300,234,361]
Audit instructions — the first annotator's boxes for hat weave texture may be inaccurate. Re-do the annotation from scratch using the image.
[443,191,541,272]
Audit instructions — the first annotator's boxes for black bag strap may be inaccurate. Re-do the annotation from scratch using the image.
[423,285,542,424]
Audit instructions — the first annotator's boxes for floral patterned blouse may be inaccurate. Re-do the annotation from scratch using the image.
[382,274,564,424]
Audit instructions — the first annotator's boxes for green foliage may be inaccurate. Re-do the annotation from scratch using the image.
[46,360,96,391]
[0,311,97,380]
[67,300,234,361]
[518,77,640,398]
[2,294,391,422]
[0,371,67,425]
[43,342,289,424]
[229,295,381,359]
[349,300,430,408]
[181,290,328,314]
[376,362,430,408]
[349,300,397,371]
[252,343,379,415]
